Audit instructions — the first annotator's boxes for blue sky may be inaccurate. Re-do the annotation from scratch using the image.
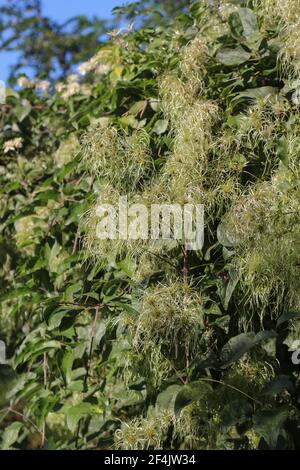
[0,0,123,82]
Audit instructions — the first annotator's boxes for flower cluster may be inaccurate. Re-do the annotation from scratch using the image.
[3,137,23,154]
[55,74,91,99]
[78,53,112,77]
[17,76,50,93]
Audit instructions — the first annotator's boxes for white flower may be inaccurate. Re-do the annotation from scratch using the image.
[78,60,94,76]
[35,80,50,93]
[3,137,23,154]
[67,74,80,83]
[62,82,81,99]
[17,76,33,88]
[55,82,65,93]
[95,63,112,76]
[80,84,92,96]
[78,53,112,77]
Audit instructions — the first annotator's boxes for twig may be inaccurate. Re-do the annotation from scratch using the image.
[2,407,45,439]
[199,377,263,405]
[43,352,48,387]
[182,243,189,290]
[146,250,178,270]
[41,352,49,447]
[75,173,86,186]
[171,365,187,385]
[58,301,102,309]
[46,217,56,236]
[0,103,49,110]
[72,228,80,255]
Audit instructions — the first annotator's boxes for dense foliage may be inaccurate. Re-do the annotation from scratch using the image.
[1,0,300,450]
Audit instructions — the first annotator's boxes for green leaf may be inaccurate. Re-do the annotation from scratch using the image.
[220,331,276,368]
[35,190,60,202]
[0,365,18,407]
[0,286,32,302]
[128,100,147,115]
[253,406,289,448]
[152,119,169,135]
[216,47,251,66]
[174,381,212,416]
[196,330,276,369]
[15,340,61,366]
[276,310,300,327]
[116,257,136,278]
[64,403,103,432]
[277,136,289,167]
[224,268,239,310]
[57,156,81,180]
[48,241,62,273]
[156,385,182,413]
[48,310,68,329]
[232,86,277,104]
[238,8,259,39]
[14,102,32,121]
[217,222,237,247]
[262,376,294,397]
[1,422,23,450]
[63,281,83,301]
[220,398,252,428]
[61,349,74,385]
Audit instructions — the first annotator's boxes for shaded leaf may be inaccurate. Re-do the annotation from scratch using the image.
[220,331,276,369]
[216,47,251,66]
[156,384,182,412]
[174,381,212,416]
[262,376,294,397]
[238,8,259,39]
[1,422,23,450]
[64,403,103,432]
[253,407,289,448]
[152,119,169,135]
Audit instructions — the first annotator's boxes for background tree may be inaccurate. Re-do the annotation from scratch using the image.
[0,0,109,81]
[0,0,194,82]
[113,0,192,26]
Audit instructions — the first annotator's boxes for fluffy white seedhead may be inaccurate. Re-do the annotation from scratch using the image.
[225,156,300,325]
[133,281,207,363]
[81,120,153,192]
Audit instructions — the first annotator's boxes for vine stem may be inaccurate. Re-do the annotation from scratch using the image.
[72,228,80,255]
[199,377,263,406]
[0,103,49,110]
[58,301,102,309]
[182,242,190,372]
[182,243,189,292]
[41,352,48,447]
[146,249,178,270]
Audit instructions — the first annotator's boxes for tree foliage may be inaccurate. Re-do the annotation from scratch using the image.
[0,0,109,81]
